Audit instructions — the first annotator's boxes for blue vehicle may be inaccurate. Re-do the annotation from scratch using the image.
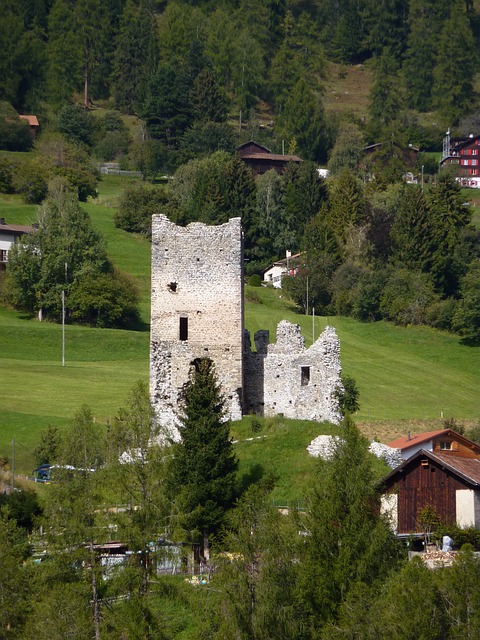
[33,464,95,483]
[34,464,52,483]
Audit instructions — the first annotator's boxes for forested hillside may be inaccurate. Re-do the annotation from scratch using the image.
[2,0,480,342]
[3,0,480,157]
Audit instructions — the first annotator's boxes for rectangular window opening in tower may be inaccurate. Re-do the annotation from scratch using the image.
[179,316,188,341]
[301,366,310,386]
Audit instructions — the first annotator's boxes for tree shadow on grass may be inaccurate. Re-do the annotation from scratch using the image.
[238,463,279,498]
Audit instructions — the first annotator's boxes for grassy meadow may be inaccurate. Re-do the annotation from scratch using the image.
[1,171,479,483]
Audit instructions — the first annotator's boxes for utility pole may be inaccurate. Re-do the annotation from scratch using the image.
[11,439,14,489]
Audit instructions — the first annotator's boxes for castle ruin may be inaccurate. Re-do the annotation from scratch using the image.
[150,215,342,436]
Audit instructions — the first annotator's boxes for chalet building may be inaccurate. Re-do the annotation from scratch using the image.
[381,430,480,535]
[0,219,35,270]
[263,251,301,288]
[387,429,480,462]
[237,141,302,176]
[440,130,480,185]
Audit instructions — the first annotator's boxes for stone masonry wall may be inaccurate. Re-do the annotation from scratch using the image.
[244,321,343,424]
[150,215,244,437]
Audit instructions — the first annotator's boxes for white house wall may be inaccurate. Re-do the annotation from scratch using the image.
[456,489,480,528]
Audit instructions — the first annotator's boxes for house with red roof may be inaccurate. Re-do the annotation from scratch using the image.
[387,429,480,462]
[381,430,480,535]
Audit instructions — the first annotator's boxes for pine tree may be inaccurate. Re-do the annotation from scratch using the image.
[209,485,302,639]
[403,0,437,111]
[368,48,405,141]
[296,418,402,633]
[171,358,238,561]
[112,0,158,114]
[107,381,169,605]
[40,406,107,640]
[390,185,436,273]
[278,77,328,162]
[432,1,476,124]
[46,0,82,106]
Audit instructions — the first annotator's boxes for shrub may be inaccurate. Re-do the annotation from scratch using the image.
[114,183,168,236]
[331,262,364,316]
[425,298,457,331]
[57,104,95,147]
[69,269,140,329]
[12,159,48,203]
[248,274,262,287]
[380,269,438,325]
[352,269,386,322]
[0,157,17,193]
[335,374,360,415]
[94,131,130,161]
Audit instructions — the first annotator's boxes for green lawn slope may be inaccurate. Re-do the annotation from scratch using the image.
[1,173,479,477]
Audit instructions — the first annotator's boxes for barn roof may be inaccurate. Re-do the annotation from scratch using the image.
[381,449,480,490]
[0,222,35,234]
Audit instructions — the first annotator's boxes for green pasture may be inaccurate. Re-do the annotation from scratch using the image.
[1,174,479,477]
[0,305,149,470]
[245,285,480,423]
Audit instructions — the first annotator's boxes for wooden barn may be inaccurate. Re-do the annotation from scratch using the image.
[237,141,302,175]
[380,448,480,535]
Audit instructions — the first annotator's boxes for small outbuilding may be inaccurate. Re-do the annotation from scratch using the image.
[380,449,480,535]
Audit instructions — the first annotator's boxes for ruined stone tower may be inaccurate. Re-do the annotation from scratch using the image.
[150,216,343,434]
[150,215,244,436]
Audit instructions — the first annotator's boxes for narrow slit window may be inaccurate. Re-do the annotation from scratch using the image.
[301,366,310,386]
[179,317,188,341]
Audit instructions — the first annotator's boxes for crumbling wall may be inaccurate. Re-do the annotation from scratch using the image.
[150,215,244,435]
[244,321,343,424]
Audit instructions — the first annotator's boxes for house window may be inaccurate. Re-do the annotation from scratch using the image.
[0,249,7,263]
[440,441,452,450]
[472,160,478,166]
[179,316,188,341]
[301,366,310,386]
[473,149,478,155]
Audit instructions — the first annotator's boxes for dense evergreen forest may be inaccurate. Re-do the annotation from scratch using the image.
[1,0,480,341]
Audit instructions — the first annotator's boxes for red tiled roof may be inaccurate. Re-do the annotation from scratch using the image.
[387,429,447,450]
[19,115,39,126]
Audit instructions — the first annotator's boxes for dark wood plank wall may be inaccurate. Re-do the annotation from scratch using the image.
[394,459,471,533]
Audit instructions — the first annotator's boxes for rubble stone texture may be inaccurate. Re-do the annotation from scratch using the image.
[244,322,343,424]
[150,215,244,438]
[150,216,343,434]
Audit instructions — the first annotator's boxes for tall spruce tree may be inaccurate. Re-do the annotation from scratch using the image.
[112,0,158,114]
[432,1,477,124]
[171,358,238,561]
[296,418,403,634]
